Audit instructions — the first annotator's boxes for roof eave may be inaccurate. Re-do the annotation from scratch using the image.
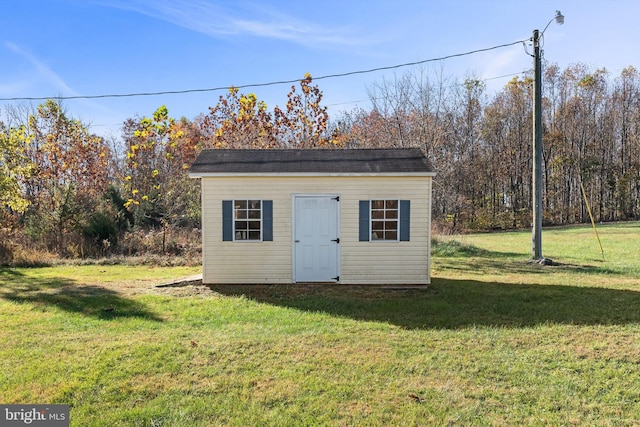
[189,171,437,178]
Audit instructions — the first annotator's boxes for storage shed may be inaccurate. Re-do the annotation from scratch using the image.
[189,148,436,285]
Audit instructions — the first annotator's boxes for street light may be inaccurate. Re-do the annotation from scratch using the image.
[531,10,564,261]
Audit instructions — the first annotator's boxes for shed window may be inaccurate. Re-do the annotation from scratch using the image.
[371,200,398,240]
[222,200,273,242]
[234,200,262,240]
[359,200,410,242]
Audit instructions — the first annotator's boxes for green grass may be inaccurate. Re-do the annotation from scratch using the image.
[2,223,640,425]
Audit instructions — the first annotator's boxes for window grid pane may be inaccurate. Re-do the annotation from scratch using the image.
[370,199,399,241]
[233,200,262,240]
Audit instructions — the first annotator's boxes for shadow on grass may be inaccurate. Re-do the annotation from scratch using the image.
[207,279,640,329]
[204,244,638,329]
[431,237,624,276]
[434,257,620,278]
[0,269,162,321]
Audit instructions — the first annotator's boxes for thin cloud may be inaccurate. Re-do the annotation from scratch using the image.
[5,41,80,97]
[4,41,112,116]
[95,0,364,47]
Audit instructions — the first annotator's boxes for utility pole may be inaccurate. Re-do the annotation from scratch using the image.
[530,11,564,261]
[532,28,543,260]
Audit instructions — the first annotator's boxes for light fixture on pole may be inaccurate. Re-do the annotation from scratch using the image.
[531,10,564,261]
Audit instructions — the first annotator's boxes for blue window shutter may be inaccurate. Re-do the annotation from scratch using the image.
[359,200,370,241]
[262,200,273,241]
[222,200,233,241]
[400,200,410,241]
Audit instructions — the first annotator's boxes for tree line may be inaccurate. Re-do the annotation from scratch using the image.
[333,63,640,231]
[1,65,639,261]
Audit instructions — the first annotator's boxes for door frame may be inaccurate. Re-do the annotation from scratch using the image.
[291,193,340,283]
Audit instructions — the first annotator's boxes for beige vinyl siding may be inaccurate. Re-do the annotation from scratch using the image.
[200,175,432,284]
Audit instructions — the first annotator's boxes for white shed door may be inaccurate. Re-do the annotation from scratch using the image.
[294,196,340,282]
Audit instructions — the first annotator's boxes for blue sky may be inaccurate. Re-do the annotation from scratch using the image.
[1,0,639,138]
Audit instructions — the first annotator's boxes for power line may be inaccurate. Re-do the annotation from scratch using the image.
[0,39,528,102]
[324,70,532,108]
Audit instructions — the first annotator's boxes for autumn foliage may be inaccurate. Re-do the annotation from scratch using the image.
[198,74,334,149]
[2,66,640,262]
[22,100,110,255]
[199,87,276,148]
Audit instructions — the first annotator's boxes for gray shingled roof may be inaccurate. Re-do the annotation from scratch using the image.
[189,148,434,175]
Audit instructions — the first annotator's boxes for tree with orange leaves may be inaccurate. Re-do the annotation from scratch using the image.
[199,74,334,149]
[274,73,331,148]
[199,87,276,149]
[23,100,110,254]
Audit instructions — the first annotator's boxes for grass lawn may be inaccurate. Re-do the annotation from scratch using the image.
[2,223,640,426]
